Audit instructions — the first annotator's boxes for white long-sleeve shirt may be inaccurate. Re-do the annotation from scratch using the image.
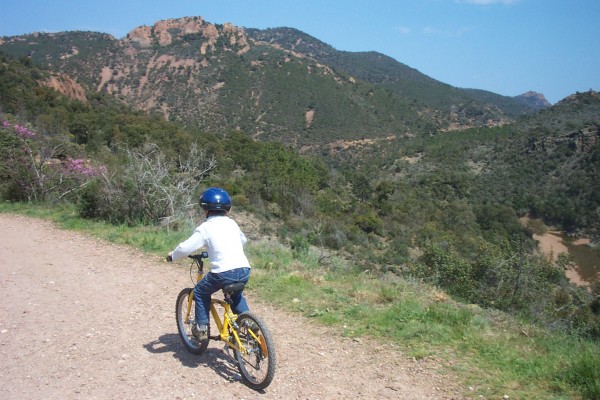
[171,215,251,273]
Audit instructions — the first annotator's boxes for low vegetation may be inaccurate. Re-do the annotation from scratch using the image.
[1,202,598,399]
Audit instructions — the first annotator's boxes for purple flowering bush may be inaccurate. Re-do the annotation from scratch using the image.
[2,120,36,138]
[63,157,107,177]
[1,118,105,202]
[2,118,212,226]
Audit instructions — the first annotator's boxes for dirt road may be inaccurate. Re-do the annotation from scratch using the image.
[0,214,462,399]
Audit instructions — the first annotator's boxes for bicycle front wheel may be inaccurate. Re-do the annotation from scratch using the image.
[233,312,276,390]
[175,288,209,354]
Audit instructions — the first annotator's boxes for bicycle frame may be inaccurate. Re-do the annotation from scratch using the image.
[209,297,244,352]
[182,259,251,355]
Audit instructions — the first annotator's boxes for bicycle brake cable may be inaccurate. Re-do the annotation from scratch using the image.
[189,261,195,285]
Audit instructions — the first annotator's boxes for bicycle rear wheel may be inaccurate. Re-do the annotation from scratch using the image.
[175,288,209,354]
[233,312,276,390]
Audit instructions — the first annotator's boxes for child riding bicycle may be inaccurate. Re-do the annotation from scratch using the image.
[168,187,251,342]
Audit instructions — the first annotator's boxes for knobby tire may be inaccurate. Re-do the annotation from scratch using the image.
[233,312,276,390]
[175,288,209,355]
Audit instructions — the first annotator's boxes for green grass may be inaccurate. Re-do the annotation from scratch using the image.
[0,202,190,253]
[2,202,598,399]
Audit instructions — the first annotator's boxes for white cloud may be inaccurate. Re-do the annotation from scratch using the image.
[423,26,442,35]
[395,26,412,34]
[451,26,475,37]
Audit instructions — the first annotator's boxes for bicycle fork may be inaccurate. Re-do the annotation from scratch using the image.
[185,291,195,324]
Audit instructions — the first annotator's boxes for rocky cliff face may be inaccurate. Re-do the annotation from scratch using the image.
[124,16,249,54]
[516,91,551,108]
[41,74,87,102]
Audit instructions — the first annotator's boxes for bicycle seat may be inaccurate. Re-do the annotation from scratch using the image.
[222,282,245,294]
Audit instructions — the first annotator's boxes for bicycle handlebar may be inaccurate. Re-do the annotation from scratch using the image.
[188,252,209,263]
[166,252,208,263]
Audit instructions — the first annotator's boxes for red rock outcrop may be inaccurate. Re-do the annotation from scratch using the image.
[41,74,87,102]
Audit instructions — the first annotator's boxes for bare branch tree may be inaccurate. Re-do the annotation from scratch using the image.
[112,143,217,226]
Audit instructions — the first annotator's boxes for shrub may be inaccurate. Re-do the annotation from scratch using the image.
[290,234,310,259]
[76,143,216,226]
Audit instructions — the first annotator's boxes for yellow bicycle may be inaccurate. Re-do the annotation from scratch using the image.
[172,252,276,390]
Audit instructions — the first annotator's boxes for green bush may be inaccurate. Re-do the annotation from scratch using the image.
[77,179,103,219]
[290,234,310,259]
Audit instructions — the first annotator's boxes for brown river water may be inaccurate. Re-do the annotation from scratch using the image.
[534,231,600,285]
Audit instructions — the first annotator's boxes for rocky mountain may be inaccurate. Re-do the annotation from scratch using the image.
[0,16,546,149]
[515,91,551,109]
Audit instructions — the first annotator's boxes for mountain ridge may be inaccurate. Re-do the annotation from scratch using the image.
[0,16,547,148]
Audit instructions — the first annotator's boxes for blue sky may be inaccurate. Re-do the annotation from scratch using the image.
[1,0,598,104]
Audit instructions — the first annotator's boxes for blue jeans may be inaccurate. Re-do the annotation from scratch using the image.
[194,267,251,326]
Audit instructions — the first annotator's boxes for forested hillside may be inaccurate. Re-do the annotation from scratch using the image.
[0,17,544,147]
[247,27,548,117]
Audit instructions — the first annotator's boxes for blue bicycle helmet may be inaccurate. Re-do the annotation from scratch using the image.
[199,187,232,212]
